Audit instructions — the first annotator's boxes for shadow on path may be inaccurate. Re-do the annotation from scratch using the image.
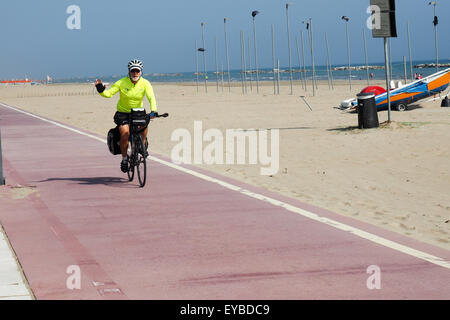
[233,127,314,132]
[326,126,360,132]
[37,176,135,188]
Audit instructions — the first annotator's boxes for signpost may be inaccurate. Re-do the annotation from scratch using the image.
[383,37,392,122]
[370,0,397,123]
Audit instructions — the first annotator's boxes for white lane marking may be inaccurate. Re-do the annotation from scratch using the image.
[1,102,450,270]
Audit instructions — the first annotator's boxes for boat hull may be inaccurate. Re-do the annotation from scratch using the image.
[375,69,450,110]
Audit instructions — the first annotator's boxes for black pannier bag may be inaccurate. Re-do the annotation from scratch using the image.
[130,108,149,126]
[107,126,121,155]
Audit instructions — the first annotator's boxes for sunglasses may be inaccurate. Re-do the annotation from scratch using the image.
[130,69,141,73]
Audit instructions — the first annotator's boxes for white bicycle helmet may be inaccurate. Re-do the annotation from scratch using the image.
[128,59,143,72]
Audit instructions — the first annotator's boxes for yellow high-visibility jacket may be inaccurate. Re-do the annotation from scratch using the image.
[100,76,157,113]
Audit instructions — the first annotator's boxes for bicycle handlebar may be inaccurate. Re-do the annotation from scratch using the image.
[149,112,169,119]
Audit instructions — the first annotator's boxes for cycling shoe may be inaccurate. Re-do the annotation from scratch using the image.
[120,159,128,173]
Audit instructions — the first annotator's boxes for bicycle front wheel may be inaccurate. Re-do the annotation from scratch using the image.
[127,139,135,182]
[127,159,135,181]
[135,135,147,187]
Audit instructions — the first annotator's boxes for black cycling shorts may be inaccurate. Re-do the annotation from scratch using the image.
[113,111,130,126]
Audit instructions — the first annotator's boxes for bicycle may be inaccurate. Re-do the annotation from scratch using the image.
[126,109,168,187]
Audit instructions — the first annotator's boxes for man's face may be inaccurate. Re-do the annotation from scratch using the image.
[130,68,141,82]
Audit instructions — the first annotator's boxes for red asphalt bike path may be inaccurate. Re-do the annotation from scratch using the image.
[0,102,449,300]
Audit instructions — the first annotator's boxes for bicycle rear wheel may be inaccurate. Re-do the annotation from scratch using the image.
[135,135,147,187]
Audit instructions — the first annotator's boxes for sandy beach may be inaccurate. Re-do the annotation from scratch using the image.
[1,80,449,250]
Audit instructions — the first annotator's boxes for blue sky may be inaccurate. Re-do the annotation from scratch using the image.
[0,0,448,80]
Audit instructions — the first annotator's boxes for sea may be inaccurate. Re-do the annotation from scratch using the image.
[55,59,449,85]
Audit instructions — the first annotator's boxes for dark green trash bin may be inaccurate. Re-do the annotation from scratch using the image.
[357,92,379,129]
[442,96,449,107]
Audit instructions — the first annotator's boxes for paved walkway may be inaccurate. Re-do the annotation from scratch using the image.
[0,102,449,299]
[0,225,33,299]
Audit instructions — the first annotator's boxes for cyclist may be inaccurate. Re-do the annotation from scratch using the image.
[94,59,158,173]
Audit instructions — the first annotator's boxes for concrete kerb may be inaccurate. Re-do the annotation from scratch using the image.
[0,223,34,300]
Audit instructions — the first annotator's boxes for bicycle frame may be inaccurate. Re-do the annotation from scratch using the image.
[126,111,149,187]
[123,110,168,187]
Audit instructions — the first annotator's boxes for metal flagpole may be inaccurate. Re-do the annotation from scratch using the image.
[242,31,248,94]
[195,40,199,92]
[384,38,391,123]
[434,3,439,73]
[271,24,276,95]
[403,56,407,85]
[221,61,224,92]
[325,32,334,90]
[240,31,245,95]
[342,16,352,91]
[241,30,247,94]
[224,18,231,92]
[312,20,318,90]
[309,19,316,96]
[201,22,208,93]
[389,38,392,81]
[363,28,370,85]
[301,31,307,91]
[286,3,293,95]
[295,35,304,90]
[248,36,253,92]
[430,1,439,73]
[324,33,331,90]
[252,11,260,94]
[215,36,219,92]
[277,58,281,95]
[407,21,413,81]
